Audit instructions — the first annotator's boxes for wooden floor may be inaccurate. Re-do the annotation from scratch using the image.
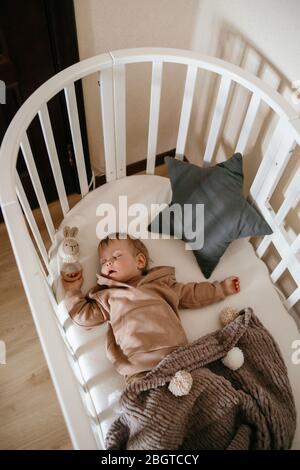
[0,200,76,450]
[0,166,168,450]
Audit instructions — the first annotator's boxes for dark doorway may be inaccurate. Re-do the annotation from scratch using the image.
[0,0,91,221]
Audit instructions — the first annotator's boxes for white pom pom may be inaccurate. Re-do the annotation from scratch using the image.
[221,347,244,371]
[219,307,239,327]
[168,370,193,397]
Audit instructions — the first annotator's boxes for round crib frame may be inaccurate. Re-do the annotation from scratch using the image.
[0,48,300,449]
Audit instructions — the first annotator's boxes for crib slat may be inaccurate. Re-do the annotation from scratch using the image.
[274,242,300,310]
[64,83,89,197]
[252,132,297,284]
[267,226,300,289]
[255,124,295,205]
[269,230,293,282]
[269,234,299,284]
[256,184,300,258]
[15,172,49,268]
[285,287,300,310]
[38,104,69,216]
[270,260,286,283]
[275,166,300,225]
[99,69,117,182]
[203,76,231,165]
[175,65,198,160]
[250,119,291,201]
[235,94,261,154]
[256,234,273,258]
[147,61,163,174]
[113,64,126,179]
[292,235,300,253]
[20,134,55,242]
[255,205,300,302]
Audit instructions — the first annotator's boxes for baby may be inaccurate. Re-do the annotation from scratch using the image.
[62,233,240,380]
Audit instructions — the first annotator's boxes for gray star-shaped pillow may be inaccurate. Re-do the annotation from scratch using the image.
[148,153,272,278]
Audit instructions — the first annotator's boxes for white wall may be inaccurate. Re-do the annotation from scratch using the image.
[74,0,300,173]
[73,0,199,173]
[192,0,300,85]
[190,0,300,138]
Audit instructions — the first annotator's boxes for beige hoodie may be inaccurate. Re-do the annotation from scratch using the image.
[64,266,226,376]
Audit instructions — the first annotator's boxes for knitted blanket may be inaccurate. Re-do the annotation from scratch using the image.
[105,308,296,450]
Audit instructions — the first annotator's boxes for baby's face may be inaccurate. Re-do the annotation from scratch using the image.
[99,239,145,282]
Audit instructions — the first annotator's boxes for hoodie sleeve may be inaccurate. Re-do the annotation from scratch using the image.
[64,285,110,327]
[169,275,226,309]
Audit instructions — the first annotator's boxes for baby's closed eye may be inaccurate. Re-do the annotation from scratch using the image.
[100,252,123,266]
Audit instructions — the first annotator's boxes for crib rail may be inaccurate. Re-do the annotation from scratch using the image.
[1,47,300,449]
[147,61,163,174]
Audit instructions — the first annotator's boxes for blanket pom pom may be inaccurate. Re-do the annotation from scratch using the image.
[168,370,193,397]
[221,347,244,371]
[219,307,239,326]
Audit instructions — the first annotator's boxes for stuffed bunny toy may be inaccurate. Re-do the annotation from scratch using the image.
[59,226,82,282]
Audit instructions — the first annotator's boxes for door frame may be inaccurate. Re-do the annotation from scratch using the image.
[0,0,91,221]
[43,0,91,191]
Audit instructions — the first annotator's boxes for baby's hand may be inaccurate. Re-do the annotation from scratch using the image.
[61,271,83,292]
[221,276,240,295]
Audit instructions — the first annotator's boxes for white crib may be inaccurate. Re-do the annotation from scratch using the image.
[0,48,300,450]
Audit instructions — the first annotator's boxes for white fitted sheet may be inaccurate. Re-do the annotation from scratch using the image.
[49,174,300,449]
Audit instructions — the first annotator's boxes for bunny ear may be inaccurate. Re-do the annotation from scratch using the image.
[63,226,70,238]
[71,227,79,237]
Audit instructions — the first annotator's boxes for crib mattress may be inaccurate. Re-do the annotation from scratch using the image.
[49,174,300,449]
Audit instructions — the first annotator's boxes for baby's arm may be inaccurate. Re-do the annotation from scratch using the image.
[221,276,240,295]
[170,275,240,309]
[62,274,109,327]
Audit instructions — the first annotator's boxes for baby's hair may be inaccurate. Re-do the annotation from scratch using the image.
[98,233,150,274]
